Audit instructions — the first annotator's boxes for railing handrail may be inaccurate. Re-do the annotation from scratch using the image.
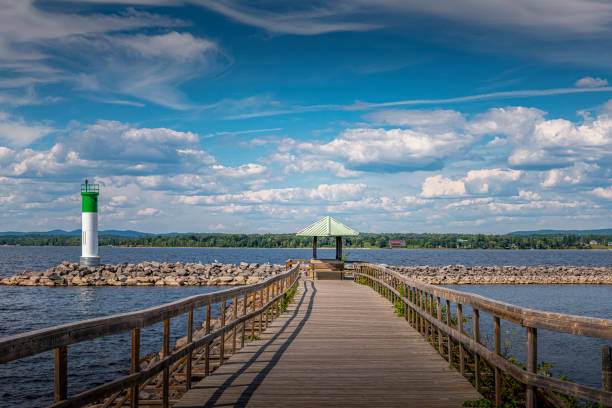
[0,266,298,364]
[370,264,612,339]
[355,263,612,407]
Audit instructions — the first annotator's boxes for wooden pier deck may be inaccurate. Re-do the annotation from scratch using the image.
[175,279,480,407]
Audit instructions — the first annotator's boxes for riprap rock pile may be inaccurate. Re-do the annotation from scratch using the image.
[0,261,284,286]
[386,264,612,284]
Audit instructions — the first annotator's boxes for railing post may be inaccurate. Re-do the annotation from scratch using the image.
[436,297,442,353]
[474,308,481,392]
[251,291,256,341]
[279,278,283,315]
[603,346,612,408]
[274,281,278,317]
[458,304,465,376]
[414,287,418,328]
[420,290,425,336]
[411,287,416,327]
[446,299,452,368]
[162,318,170,408]
[220,300,226,366]
[205,304,211,376]
[494,316,502,407]
[241,294,247,349]
[186,309,193,390]
[265,286,270,330]
[232,297,238,354]
[275,281,280,317]
[258,288,264,337]
[416,289,421,334]
[403,282,408,322]
[131,328,140,408]
[425,293,430,342]
[526,326,537,408]
[54,345,68,402]
[429,294,434,345]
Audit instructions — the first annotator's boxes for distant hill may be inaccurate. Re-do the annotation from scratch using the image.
[509,228,612,236]
[0,229,152,237]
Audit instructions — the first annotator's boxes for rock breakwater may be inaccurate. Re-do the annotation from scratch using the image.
[0,261,285,286]
[387,265,612,284]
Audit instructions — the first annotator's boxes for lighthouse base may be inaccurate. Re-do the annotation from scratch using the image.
[80,256,100,267]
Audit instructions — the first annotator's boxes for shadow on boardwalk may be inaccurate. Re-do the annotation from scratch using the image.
[197,280,316,407]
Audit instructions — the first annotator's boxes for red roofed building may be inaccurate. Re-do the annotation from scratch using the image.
[389,240,406,248]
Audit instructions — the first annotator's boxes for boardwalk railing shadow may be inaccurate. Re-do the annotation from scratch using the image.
[199,280,317,407]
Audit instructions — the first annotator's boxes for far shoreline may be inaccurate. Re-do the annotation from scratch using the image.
[1,245,611,251]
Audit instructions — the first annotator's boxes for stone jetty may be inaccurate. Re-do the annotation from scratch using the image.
[387,264,612,284]
[2,262,612,286]
[0,261,285,287]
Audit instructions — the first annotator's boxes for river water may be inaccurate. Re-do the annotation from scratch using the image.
[0,247,611,406]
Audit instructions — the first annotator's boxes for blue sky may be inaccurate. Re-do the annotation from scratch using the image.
[1,0,611,234]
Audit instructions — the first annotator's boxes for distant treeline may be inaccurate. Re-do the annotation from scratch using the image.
[1,233,611,249]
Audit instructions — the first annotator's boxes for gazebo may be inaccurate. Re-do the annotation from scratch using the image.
[296,216,359,279]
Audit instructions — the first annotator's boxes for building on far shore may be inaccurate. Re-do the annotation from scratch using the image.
[589,240,599,245]
[456,238,471,248]
[389,240,406,248]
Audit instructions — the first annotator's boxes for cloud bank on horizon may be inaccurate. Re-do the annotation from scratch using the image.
[0,0,611,234]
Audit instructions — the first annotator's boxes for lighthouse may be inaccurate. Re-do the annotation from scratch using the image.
[80,180,100,267]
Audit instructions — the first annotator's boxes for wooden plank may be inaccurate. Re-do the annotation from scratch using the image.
[604,346,612,408]
[494,316,502,407]
[54,345,67,402]
[526,326,537,408]
[186,310,193,390]
[175,280,480,407]
[205,304,211,376]
[131,328,140,408]
[162,319,170,408]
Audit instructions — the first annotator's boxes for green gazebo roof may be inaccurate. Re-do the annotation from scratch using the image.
[296,216,359,237]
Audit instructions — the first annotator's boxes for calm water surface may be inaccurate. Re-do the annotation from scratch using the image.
[0,247,611,406]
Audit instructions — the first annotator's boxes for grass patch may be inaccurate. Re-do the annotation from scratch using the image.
[281,283,298,312]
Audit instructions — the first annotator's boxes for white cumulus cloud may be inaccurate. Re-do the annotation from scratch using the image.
[590,186,612,200]
[299,127,474,172]
[575,77,609,88]
[137,207,162,216]
[0,114,53,147]
[178,183,366,205]
[421,175,466,198]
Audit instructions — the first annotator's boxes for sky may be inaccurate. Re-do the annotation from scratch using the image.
[0,0,611,234]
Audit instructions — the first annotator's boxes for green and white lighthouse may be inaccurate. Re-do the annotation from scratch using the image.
[80,180,100,267]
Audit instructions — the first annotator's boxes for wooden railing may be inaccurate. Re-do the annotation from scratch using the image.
[285,258,310,269]
[355,263,612,408]
[0,265,300,408]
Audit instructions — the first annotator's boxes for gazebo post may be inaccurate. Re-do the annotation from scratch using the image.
[336,236,342,260]
[313,236,317,259]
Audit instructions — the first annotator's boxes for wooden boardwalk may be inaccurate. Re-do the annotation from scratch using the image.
[175,279,480,407]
